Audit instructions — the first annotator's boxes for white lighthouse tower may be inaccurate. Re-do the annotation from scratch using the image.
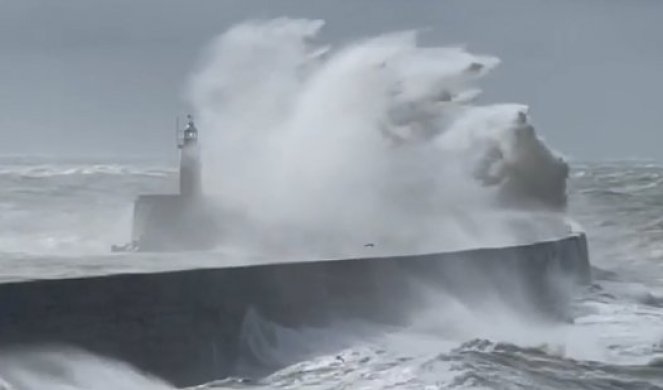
[177,114,201,197]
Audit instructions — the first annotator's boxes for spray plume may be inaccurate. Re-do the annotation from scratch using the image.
[188,18,571,257]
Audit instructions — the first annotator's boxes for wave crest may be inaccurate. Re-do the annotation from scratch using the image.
[188,18,571,255]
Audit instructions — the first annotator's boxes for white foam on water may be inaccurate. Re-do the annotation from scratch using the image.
[0,347,174,390]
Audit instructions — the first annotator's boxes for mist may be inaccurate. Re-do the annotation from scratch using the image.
[187,18,572,257]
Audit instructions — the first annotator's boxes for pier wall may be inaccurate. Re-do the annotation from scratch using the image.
[0,233,589,387]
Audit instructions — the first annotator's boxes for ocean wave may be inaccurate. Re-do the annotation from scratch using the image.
[0,164,173,178]
[441,338,663,390]
[190,18,571,256]
[0,347,173,390]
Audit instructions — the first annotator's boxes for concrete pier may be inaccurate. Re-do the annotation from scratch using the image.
[0,232,589,387]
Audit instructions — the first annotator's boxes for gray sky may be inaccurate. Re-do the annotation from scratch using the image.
[1,0,662,161]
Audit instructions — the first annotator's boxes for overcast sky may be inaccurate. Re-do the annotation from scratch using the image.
[1,0,662,161]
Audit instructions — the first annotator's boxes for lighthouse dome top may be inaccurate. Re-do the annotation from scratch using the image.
[181,114,198,146]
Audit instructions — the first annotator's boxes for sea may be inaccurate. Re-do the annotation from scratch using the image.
[1,157,663,390]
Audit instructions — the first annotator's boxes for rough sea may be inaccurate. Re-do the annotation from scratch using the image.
[1,157,663,390]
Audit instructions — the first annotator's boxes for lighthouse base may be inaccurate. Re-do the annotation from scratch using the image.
[127,194,222,252]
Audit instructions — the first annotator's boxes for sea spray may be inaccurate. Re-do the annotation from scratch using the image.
[0,347,173,390]
[188,18,571,257]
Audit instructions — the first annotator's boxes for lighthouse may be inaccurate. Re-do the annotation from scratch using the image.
[178,115,201,197]
[111,114,219,252]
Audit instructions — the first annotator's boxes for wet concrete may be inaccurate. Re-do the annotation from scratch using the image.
[0,233,589,387]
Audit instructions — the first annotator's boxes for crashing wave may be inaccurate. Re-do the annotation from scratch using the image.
[188,18,571,255]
